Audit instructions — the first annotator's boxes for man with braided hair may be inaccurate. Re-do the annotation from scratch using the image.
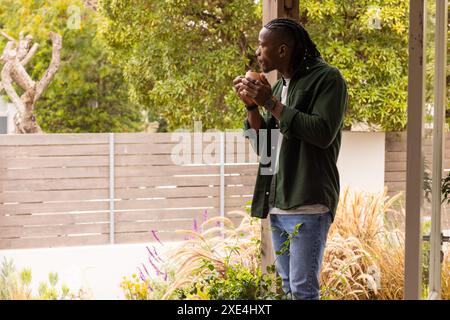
[233,18,348,300]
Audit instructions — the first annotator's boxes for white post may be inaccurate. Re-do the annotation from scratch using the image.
[220,131,225,228]
[429,0,447,300]
[109,133,115,244]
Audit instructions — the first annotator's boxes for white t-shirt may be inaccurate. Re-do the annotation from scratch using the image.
[269,78,329,215]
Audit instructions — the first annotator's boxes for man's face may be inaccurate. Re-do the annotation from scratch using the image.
[255,27,281,73]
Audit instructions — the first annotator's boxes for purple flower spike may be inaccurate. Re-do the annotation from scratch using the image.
[146,246,157,261]
[151,246,163,263]
[202,209,208,223]
[148,256,162,275]
[141,263,150,277]
[193,218,199,232]
[163,272,168,281]
[147,282,153,292]
[151,229,163,245]
[137,267,146,282]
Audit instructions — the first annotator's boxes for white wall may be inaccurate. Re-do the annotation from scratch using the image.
[337,131,386,194]
[0,242,181,300]
[0,95,17,134]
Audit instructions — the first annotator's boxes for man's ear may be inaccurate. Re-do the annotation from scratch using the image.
[278,44,288,58]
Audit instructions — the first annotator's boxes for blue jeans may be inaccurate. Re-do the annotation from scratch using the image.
[270,212,332,300]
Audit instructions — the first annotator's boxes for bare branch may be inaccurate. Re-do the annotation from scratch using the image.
[20,43,39,66]
[1,41,16,62]
[1,31,16,43]
[1,62,25,113]
[17,34,34,61]
[34,32,62,102]
[11,62,36,90]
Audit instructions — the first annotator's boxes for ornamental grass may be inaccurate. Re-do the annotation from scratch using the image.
[122,188,450,300]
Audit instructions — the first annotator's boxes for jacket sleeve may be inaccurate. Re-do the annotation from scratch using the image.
[278,73,348,149]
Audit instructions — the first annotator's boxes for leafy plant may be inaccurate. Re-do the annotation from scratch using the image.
[0,258,32,300]
[272,223,303,256]
[99,0,261,131]
[0,258,90,300]
[121,189,450,300]
[301,0,409,131]
[176,262,284,300]
[0,0,144,133]
[37,271,72,300]
[120,209,284,300]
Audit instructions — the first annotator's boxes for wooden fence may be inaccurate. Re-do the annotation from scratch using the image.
[385,131,450,198]
[2,131,449,250]
[0,132,259,249]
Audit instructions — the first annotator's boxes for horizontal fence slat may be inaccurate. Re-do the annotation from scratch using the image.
[0,167,109,180]
[0,189,109,203]
[115,207,247,222]
[385,172,406,182]
[116,155,258,166]
[115,220,194,233]
[0,212,108,227]
[114,197,250,211]
[0,144,109,157]
[0,234,109,249]
[114,164,257,178]
[114,196,251,211]
[0,223,109,238]
[0,201,109,216]
[385,152,406,162]
[114,231,186,244]
[0,178,109,192]
[116,175,257,188]
[0,156,109,169]
[0,175,257,192]
[115,165,219,177]
[114,144,255,156]
[0,134,109,146]
[385,181,406,192]
[114,185,253,199]
[385,161,406,172]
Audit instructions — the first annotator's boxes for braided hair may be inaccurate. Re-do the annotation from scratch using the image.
[264,18,320,75]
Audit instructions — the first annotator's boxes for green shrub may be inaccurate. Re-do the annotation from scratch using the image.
[176,262,284,300]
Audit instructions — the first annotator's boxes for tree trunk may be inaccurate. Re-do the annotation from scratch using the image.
[0,31,62,134]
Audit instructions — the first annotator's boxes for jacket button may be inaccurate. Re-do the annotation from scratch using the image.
[265,192,269,195]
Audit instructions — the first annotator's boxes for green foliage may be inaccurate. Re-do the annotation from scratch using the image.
[0,257,89,300]
[37,271,71,300]
[273,223,303,256]
[0,258,32,300]
[301,0,409,131]
[0,0,144,132]
[176,262,285,300]
[441,172,450,204]
[99,0,261,131]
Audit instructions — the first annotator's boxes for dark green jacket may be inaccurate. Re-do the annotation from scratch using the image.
[243,57,348,221]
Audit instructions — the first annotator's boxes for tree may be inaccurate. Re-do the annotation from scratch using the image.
[300,0,409,131]
[0,30,61,133]
[99,0,261,131]
[0,0,144,133]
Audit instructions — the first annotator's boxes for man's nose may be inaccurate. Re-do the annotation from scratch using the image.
[255,47,260,56]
